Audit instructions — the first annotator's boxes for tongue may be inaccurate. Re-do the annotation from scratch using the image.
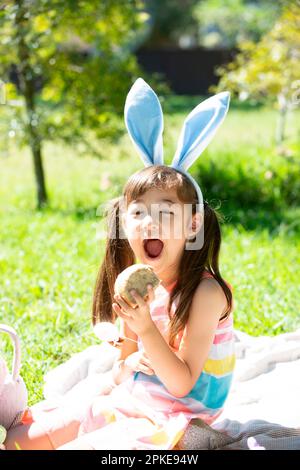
[145,239,163,257]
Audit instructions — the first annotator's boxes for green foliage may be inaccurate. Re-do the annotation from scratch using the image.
[0,0,148,153]
[212,2,300,144]
[194,0,283,48]
[213,3,300,105]
[0,0,154,208]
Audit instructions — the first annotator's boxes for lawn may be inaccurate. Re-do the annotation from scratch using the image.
[0,96,299,405]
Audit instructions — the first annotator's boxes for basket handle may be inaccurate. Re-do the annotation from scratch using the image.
[0,324,21,381]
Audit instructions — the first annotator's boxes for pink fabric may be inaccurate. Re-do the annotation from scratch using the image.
[213,331,234,344]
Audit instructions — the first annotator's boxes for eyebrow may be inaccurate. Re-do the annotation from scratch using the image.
[133,198,176,205]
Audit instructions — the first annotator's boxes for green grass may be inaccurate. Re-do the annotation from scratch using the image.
[0,96,299,405]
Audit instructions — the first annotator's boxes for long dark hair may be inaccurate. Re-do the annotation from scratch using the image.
[92,165,233,348]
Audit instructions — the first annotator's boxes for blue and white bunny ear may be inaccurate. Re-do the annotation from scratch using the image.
[124,77,164,167]
[170,92,230,172]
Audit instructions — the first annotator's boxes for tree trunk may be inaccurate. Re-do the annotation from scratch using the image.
[15,0,48,209]
[29,127,48,209]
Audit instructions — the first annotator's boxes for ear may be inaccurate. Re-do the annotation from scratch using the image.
[186,212,203,240]
[124,77,164,167]
[171,92,230,172]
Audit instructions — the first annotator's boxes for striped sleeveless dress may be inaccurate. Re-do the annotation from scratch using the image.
[76,270,236,450]
[133,270,236,424]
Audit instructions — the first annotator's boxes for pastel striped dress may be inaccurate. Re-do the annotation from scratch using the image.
[75,270,236,450]
[133,271,235,421]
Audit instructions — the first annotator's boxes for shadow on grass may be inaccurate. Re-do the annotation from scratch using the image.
[219,202,300,238]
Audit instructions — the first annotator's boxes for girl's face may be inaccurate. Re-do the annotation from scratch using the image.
[121,188,199,283]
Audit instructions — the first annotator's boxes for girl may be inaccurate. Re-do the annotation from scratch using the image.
[4,78,235,450]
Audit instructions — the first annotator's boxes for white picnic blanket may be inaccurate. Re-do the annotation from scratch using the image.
[42,328,300,450]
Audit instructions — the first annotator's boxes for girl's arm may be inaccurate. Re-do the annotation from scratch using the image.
[139,279,227,398]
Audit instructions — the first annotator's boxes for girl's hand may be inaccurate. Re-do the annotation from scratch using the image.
[125,350,155,375]
[112,284,155,337]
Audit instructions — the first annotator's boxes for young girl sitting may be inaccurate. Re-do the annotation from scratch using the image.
[4,78,235,450]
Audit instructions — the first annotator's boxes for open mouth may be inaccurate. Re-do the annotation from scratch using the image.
[143,239,164,259]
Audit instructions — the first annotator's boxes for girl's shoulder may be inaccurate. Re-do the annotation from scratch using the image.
[200,270,234,323]
[201,269,233,290]
[154,270,234,323]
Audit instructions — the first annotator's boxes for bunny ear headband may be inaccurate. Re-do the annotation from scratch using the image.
[124,77,230,212]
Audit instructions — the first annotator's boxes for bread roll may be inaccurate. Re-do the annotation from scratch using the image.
[114,264,161,308]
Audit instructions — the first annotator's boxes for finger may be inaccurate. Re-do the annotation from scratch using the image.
[140,362,151,371]
[130,289,145,309]
[141,350,150,361]
[146,284,154,303]
[140,357,152,367]
[114,295,132,312]
[108,340,122,349]
[112,303,131,320]
[138,366,155,375]
[112,302,124,315]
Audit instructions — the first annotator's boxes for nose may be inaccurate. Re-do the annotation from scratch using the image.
[142,214,160,238]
